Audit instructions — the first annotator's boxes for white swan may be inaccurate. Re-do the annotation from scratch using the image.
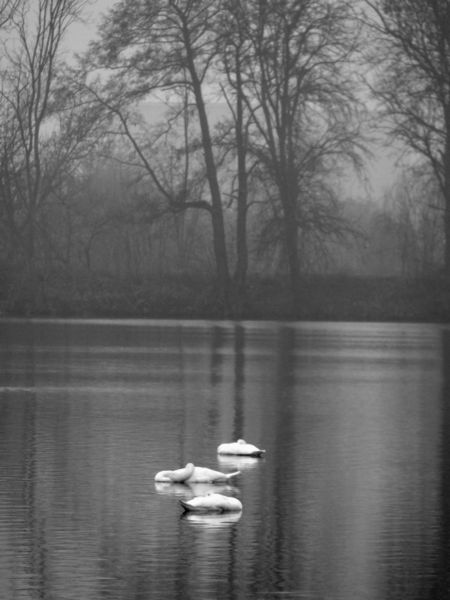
[154,462,240,483]
[180,492,243,513]
[217,439,265,457]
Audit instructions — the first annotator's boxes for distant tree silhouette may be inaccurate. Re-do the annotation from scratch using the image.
[229,0,364,309]
[88,0,233,313]
[364,0,450,276]
[0,1,91,275]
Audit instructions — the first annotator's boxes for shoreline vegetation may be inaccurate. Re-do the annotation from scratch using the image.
[1,273,449,323]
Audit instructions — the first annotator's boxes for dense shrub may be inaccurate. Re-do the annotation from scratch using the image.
[2,271,450,322]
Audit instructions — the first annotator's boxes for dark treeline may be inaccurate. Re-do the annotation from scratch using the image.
[0,0,449,320]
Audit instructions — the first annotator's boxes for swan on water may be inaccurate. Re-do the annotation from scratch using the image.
[180,492,243,513]
[217,439,265,457]
[154,462,240,483]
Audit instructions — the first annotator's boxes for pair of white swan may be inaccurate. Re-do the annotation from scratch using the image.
[154,462,240,484]
[155,439,265,513]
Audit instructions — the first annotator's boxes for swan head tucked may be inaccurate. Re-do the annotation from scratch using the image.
[155,461,196,482]
[171,462,195,481]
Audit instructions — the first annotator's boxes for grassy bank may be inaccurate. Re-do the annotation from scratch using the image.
[1,272,450,322]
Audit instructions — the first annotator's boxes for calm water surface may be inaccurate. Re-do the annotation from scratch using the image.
[0,318,449,600]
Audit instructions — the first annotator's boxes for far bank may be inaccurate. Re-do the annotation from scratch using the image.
[1,273,449,323]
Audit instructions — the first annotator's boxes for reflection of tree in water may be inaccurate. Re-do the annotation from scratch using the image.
[243,324,445,600]
[1,395,74,599]
[23,396,47,599]
[376,329,450,600]
[210,325,226,388]
[206,323,246,445]
[432,331,450,599]
[247,325,299,595]
[271,326,299,590]
[12,395,48,599]
[232,324,245,441]
[177,517,239,599]
[207,326,225,433]
[0,327,48,599]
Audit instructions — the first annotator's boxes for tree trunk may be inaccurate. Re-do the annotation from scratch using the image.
[234,181,248,304]
[282,193,301,313]
[233,56,248,316]
[444,133,450,277]
[26,210,36,272]
[184,29,232,314]
[445,181,450,277]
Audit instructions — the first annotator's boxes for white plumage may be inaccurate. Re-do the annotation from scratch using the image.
[217,439,265,457]
[154,462,240,483]
[180,492,243,513]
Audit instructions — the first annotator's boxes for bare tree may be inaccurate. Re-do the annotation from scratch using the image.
[217,0,254,306]
[363,0,450,275]
[0,0,89,273]
[384,169,444,275]
[237,0,364,308]
[84,0,365,315]
[0,0,19,29]
[89,0,233,313]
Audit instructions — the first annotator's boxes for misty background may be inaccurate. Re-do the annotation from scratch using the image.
[0,0,447,320]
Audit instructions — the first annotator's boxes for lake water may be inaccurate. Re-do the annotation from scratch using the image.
[0,318,449,600]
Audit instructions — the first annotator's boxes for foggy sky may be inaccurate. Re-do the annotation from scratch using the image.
[64,0,398,203]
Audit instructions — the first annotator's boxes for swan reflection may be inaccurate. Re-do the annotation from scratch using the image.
[155,481,239,498]
[217,454,263,471]
[181,511,242,527]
